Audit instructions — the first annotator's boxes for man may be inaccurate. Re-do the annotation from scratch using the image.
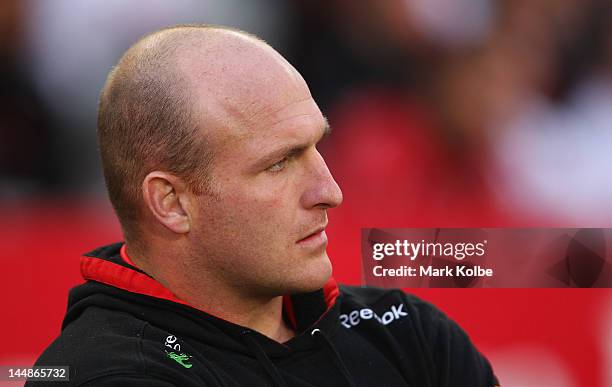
[31,25,499,386]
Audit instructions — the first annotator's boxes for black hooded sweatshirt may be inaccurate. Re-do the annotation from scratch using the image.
[29,243,499,386]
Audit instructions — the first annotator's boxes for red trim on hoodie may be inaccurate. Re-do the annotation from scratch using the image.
[81,256,189,307]
[119,244,136,267]
[323,277,340,311]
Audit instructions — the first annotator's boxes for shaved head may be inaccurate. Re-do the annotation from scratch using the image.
[98,24,304,242]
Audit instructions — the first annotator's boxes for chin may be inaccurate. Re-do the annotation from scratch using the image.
[290,252,333,293]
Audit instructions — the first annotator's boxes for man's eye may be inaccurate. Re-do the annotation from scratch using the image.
[267,157,288,173]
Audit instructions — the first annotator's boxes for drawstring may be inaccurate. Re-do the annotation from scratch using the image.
[311,328,357,387]
[241,330,288,387]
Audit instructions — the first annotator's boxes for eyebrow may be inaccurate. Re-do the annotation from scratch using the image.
[255,120,332,170]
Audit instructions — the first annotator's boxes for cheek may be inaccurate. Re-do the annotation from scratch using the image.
[228,175,299,221]
[203,186,297,249]
[194,169,304,254]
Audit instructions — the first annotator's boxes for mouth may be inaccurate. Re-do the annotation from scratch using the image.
[297,224,328,245]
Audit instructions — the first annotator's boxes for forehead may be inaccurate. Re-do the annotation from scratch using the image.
[218,96,327,165]
[179,33,323,167]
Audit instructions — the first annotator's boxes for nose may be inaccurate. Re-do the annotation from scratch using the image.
[301,149,343,210]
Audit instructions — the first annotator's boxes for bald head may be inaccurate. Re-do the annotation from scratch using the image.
[164,27,312,148]
[97,24,309,242]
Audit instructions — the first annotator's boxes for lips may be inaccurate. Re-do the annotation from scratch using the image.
[297,224,327,243]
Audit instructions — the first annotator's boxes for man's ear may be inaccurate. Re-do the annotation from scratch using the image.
[142,171,191,234]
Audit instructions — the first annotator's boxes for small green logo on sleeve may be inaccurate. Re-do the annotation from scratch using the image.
[164,334,193,369]
[166,351,193,369]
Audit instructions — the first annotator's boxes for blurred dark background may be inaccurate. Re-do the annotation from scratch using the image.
[3,0,612,225]
[1,1,612,386]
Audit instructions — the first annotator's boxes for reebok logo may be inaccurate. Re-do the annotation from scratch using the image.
[339,303,408,329]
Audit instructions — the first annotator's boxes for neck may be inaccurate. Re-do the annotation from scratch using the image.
[124,243,295,343]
